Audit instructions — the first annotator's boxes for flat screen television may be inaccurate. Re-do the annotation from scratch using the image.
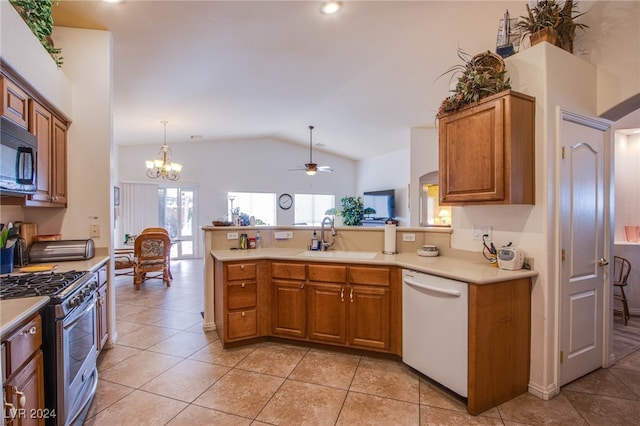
[363,189,395,220]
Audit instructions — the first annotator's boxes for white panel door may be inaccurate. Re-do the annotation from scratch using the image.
[559,111,610,386]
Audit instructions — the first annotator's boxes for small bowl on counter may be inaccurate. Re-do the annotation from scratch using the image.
[417,245,439,257]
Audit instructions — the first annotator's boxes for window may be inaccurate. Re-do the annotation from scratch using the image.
[158,186,196,259]
[294,194,335,226]
[228,192,276,225]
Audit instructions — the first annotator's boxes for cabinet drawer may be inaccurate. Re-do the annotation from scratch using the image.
[272,262,306,280]
[309,264,347,283]
[227,309,257,340]
[349,266,390,286]
[227,281,257,310]
[4,315,42,378]
[227,263,257,281]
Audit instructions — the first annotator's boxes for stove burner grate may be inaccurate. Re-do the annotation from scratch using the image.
[0,270,88,300]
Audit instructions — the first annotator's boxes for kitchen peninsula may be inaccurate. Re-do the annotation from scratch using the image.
[203,225,537,414]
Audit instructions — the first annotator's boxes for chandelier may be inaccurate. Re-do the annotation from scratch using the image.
[145,120,183,181]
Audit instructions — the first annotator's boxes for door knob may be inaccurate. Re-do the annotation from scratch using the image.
[598,258,609,266]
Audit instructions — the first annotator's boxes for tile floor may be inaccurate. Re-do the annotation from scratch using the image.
[84,259,640,425]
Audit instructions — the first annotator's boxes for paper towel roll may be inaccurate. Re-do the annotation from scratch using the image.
[383,223,397,254]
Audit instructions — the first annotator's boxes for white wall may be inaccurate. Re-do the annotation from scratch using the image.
[356,148,410,226]
[409,127,439,227]
[118,138,357,255]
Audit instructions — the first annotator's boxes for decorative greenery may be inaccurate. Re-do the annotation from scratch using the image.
[340,196,364,226]
[437,49,511,117]
[516,0,588,53]
[9,0,64,68]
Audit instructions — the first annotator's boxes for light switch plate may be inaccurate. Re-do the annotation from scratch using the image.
[275,231,293,240]
[403,233,416,242]
[89,224,100,238]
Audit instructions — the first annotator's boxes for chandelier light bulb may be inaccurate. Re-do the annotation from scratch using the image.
[145,121,182,181]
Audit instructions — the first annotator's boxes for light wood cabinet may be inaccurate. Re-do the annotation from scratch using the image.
[438,90,535,205]
[215,260,270,344]
[271,262,307,338]
[26,99,67,207]
[1,74,29,128]
[96,266,109,352]
[348,266,391,351]
[2,314,45,426]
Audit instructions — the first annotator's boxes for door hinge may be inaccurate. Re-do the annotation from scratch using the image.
[561,249,565,261]
[562,146,566,159]
[560,351,564,364]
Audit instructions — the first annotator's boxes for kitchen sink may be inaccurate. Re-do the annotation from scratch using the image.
[295,250,378,260]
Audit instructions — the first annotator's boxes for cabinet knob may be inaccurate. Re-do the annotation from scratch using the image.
[14,390,26,408]
[300,283,305,289]
[240,264,245,270]
[350,288,354,303]
[23,326,37,335]
[241,311,245,317]
[241,282,245,288]
[340,287,344,302]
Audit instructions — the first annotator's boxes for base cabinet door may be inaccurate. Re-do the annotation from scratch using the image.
[272,280,306,338]
[307,283,347,344]
[4,351,45,426]
[348,285,390,350]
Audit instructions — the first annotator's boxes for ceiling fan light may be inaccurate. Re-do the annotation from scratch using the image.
[320,1,342,15]
[306,169,317,176]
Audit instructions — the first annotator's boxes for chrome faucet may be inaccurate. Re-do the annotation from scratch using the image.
[320,216,337,251]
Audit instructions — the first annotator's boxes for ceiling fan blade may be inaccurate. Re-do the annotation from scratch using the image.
[318,166,333,172]
[288,166,307,172]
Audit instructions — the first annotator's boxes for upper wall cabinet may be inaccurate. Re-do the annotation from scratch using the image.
[1,75,29,128]
[438,90,535,205]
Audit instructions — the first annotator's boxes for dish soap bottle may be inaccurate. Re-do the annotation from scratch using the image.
[311,230,318,250]
[255,231,262,249]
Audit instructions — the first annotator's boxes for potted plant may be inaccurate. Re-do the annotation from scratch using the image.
[9,0,63,67]
[516,0,588,53]
[339,196,364,226]
[437,49,511,117]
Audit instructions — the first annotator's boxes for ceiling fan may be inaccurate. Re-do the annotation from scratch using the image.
[289,125,333,175]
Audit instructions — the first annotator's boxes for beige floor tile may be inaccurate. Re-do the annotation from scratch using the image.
[98,351,182,388]
[157,296,203,312]
[235,341,308,377]
[146,329,216,357]
[563,368,639,400]
[83,390,187,426]
[152,311,204,330]
[610,367,640,397]
[497,392,586,425]
[120,307,177,325]
[188,340,257,367]
[420,405,503,425]
[564,390,640,424]
[290,349,360,390]
[141,359,229,402]
[183,322,213,335]
[257,379,347,425]
[419,378,467,412]
[166,404,251,425]
[85,379,134,419]
[193,369,284,418]
[96,344,141,371]
[114,319,140,337]
[116,303,148,319]
[350,357,420,403]
[614,350,640,372]
[336,392,420,425]
[116,324,180,349]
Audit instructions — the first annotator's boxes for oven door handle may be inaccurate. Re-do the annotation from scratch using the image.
[64,296,96,329]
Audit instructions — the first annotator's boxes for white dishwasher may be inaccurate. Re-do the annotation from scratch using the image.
[402,269,468,397]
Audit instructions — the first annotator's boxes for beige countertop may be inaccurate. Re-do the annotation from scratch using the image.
[0,255,109,338]
[0,296,49,338]
[210,248,537,284]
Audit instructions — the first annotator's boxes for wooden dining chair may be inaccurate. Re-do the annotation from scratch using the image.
[140,227,173,279]
[114,248,135,276]
[133,232,172,290]
[613,255,632,325]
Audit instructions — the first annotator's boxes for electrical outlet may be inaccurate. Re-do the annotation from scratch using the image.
[227,232,238,240]
[89,224,100,238]
[403,233,416,242]
[275,231,293,240]
[472,225,492,241]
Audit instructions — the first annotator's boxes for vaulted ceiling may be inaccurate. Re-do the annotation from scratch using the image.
[53,1,532,160]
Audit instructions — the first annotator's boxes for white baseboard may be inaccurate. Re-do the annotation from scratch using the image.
[203,321,217,332]
[528,382,559,400]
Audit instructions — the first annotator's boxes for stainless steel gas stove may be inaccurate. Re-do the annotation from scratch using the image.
[1,270,99,426]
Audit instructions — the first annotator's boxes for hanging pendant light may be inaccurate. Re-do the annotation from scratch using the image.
[145,120,183,181]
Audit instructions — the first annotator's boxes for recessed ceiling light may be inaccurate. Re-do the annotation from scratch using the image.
[320,1,342,15]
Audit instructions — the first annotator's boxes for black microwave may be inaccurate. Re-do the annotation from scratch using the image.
[0,116,37,195]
